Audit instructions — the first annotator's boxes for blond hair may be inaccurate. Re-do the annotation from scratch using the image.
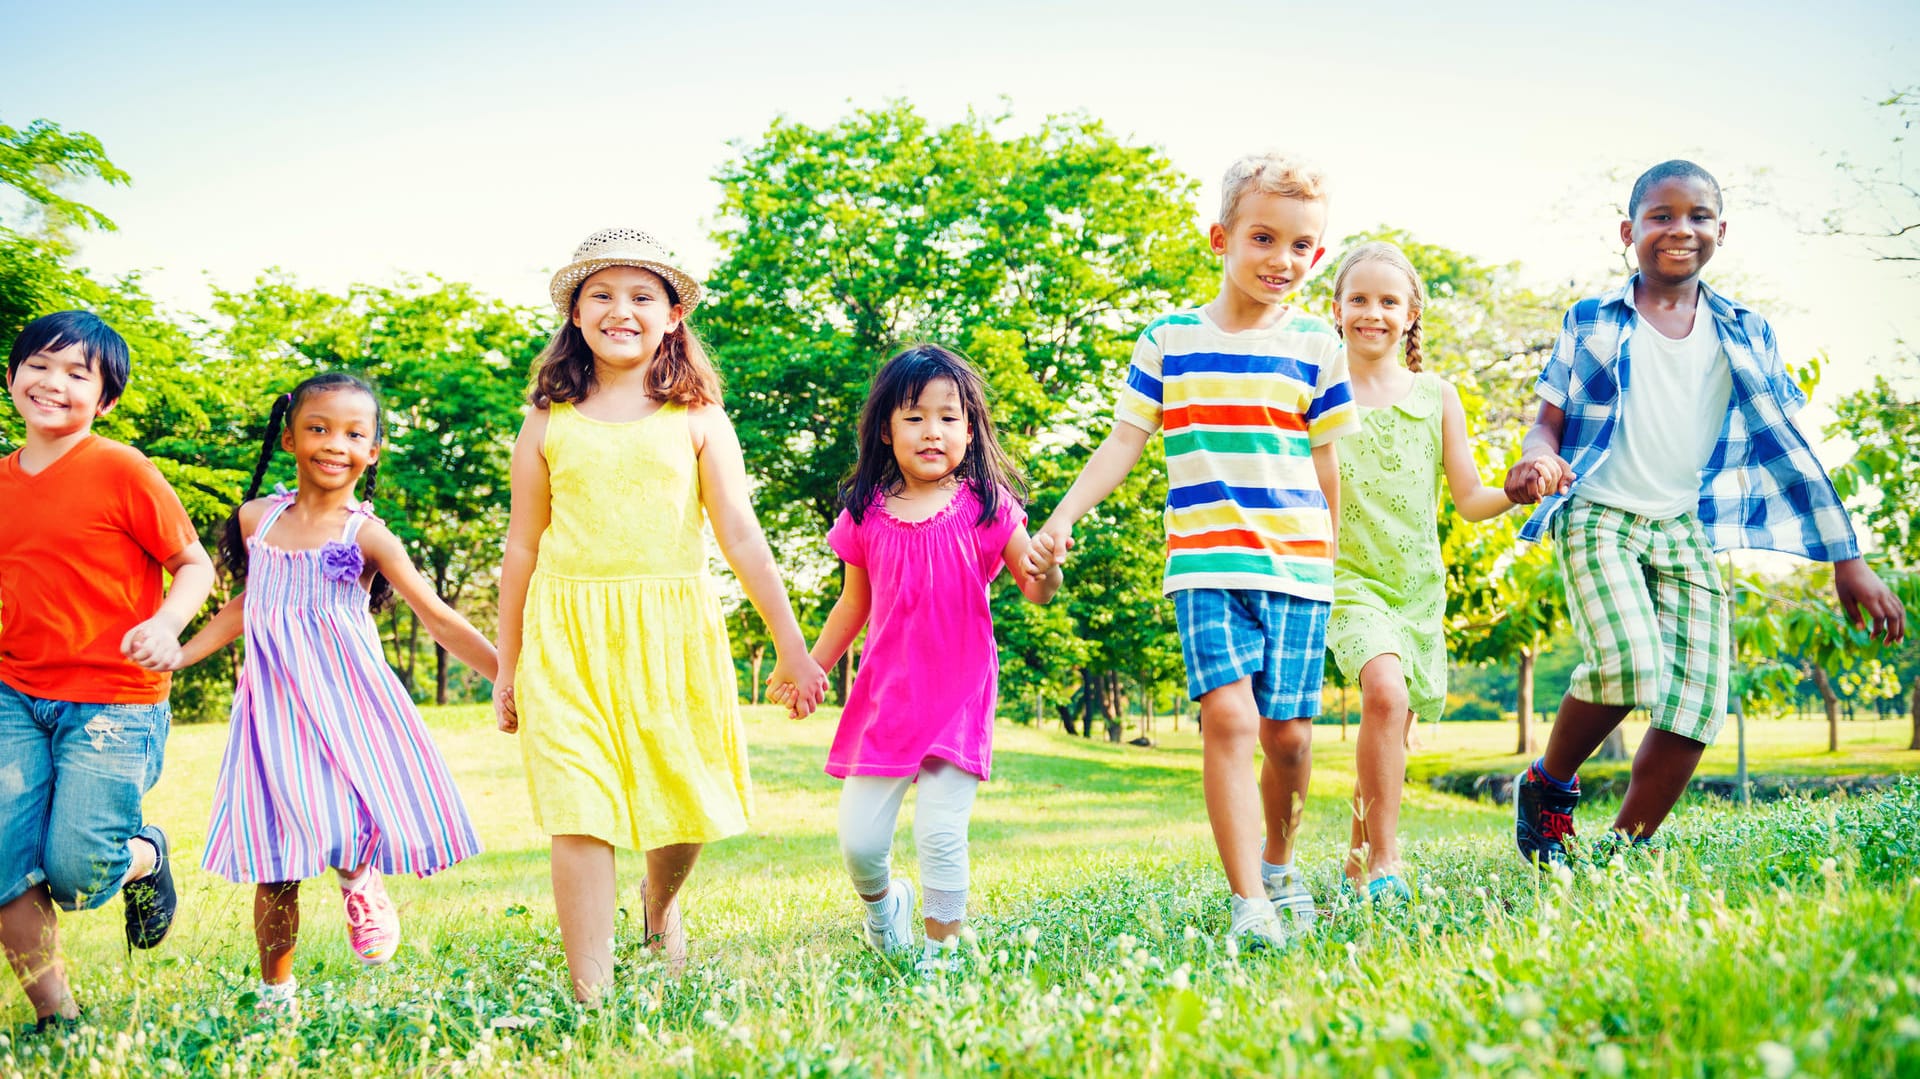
[1219,152,1329,230]
[1331,241,1428,372]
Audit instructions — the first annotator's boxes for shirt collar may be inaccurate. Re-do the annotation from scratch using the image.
[1606,275,1750,323]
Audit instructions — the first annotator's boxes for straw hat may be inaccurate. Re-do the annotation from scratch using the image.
[548,227,703,316]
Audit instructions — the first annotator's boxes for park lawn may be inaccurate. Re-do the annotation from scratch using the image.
[1397,715,1920,787]
[2,706,1915,1077]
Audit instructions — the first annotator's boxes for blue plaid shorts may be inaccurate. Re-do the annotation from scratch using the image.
[1173,588,1329,721]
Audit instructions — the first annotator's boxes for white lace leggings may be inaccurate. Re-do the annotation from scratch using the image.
[838,759,979,924]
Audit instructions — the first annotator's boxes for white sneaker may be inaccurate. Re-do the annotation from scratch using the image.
[915,937,960,976]
[1228,903,1289,953]
[862,879,916,955]
[1264,867,1318,929]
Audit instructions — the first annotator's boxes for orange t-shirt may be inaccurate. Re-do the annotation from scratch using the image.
[0,436,200,704]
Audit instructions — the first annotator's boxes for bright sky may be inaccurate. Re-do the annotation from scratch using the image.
[5,0,1917,405]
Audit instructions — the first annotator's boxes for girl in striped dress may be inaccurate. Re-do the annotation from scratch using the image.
[174,372,496,1010]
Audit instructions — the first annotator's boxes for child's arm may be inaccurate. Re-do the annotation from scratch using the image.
[1504,403,1575,504]
[808,565,872,671]
[171,594,244,670]
[690,405,831,717]
[1313,441,1341,562]
[493,411,552,733]
[1438,380,1516,522]
[1023,422,1152,576]
[122,541,216,672]
[359,520,500,681]
[1002,525,1063,604]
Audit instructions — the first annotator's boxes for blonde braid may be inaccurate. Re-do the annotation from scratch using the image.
[1403,314,1425,373]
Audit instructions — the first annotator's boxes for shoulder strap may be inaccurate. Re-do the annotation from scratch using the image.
[254,494,297,544]
[340,501,379,543]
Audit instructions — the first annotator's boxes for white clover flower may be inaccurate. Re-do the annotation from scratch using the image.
[1023,926,1042,947]
[1756,1041,1794,1079]
[1594,1043,1626,1076]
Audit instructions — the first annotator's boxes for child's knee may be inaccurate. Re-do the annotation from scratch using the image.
[42,841,127,912]
[1259,718,1312,764]
[839,831,892,891]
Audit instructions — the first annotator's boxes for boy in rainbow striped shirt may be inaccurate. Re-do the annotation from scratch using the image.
[1026,152,1358,949]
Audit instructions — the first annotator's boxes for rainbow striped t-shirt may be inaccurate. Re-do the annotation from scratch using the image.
[1114,307,1359,601]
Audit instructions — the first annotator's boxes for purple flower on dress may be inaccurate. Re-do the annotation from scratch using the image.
[319,540,364,583]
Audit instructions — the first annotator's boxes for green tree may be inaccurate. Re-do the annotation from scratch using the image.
[701,101,1215,714]
[0,118,130,340]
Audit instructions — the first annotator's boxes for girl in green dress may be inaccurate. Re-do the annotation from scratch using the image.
[1327,242,1514,900]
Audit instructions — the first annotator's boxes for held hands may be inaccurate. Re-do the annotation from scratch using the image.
[1021,524,1075,578]
[1503,453,1574,505]
[121,614,185,672]
[767,650,829,720]
[1834,559,1908,645]
[492,680,519,734]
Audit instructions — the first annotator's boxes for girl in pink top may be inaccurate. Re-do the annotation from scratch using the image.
[789,344,1060,971]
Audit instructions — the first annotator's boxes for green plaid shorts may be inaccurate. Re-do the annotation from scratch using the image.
[1553,499,1729,743]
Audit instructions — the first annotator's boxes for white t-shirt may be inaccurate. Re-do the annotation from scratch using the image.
[1577,301,1735,519]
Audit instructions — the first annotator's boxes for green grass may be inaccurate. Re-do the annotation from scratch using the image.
[5,707,1919,1076]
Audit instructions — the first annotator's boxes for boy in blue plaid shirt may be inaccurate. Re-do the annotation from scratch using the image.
[1503,160,1906,866]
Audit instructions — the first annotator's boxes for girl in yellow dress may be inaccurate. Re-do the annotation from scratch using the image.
[494,228,828,1000]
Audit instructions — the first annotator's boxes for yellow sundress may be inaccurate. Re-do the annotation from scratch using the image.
[516,401,749,849]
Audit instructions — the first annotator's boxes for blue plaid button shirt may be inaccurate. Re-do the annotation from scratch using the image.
[1519,277,1860,562]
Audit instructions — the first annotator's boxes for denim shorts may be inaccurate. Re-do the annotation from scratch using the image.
[0,681,170,910]
[1174,588,1330,721]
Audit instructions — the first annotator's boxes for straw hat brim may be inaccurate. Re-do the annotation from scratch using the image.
[549,258,703,316]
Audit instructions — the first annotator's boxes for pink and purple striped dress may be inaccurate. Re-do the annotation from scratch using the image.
[203,493,479,884]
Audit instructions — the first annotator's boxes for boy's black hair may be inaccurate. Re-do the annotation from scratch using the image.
[219,371,394,612]
[1628,160,1723,218]
[6,310,132,407]
[841,343,1026,527]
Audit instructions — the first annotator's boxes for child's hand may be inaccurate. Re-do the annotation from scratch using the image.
[493,680,519,734]
[121,615,185,672]
[768,652,829,720]
[1023,525,1074,577]
[767,681,804,719]
[1503,454,1572,505]
[1834,559,1907,645]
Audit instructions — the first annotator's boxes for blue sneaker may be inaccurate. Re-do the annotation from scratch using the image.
[1514,765,1580,868]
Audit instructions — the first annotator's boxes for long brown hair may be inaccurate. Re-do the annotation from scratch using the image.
[527,271,721,408]
[1331,241,1428,372]
[842,343,1026,527]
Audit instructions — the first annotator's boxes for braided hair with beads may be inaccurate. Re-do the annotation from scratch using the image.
[219,371,396,612]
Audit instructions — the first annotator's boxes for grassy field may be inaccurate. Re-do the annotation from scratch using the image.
[4,707,1918,1076]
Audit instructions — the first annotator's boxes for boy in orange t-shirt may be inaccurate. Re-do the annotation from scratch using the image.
[0,311,214,1034]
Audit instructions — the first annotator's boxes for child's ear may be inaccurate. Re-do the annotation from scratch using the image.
[1208,222,1228,255]
[1619,219,1635,247]
[281,424,295,451]
[367,443,381,465]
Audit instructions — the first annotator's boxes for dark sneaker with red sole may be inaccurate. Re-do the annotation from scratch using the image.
[123,824,176,949]
[1514,766,1579,868]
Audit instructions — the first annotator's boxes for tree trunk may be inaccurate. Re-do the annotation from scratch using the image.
[435,643,449,706]
[1516,648,1536,755]
[1057,703,1078,735]
[1811,666,1841,753]
[748,643,766,705]
[1909,679,1919,751]
[1596,725,1628,761]
[406,607,421,697]
[835,652,853,706]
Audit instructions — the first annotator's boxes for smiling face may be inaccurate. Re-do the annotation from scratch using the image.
[282,387,381,495]
[1334,258,1419,365]
[7,341,113,443]
[1622,175,1725,288]
[882,376,972,489]
[570,265,686,372]
[1210,192,1327,310]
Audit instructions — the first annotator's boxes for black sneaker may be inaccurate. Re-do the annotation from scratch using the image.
[123,824,176,949]
[26,1012,81,1039]
[1514,765,1580,868]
